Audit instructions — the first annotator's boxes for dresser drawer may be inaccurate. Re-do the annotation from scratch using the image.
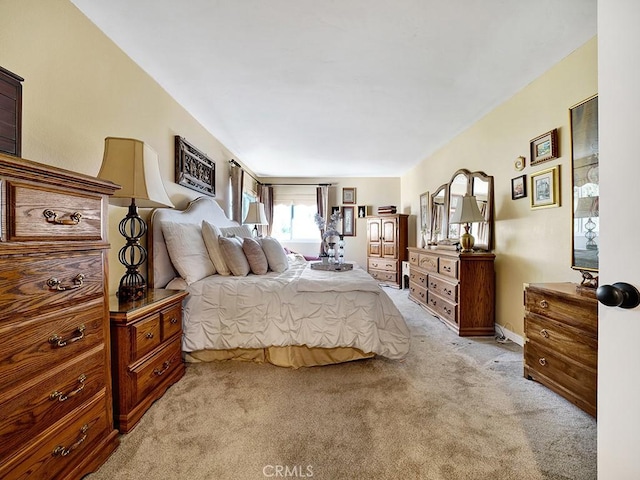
[418,253,438,273]
[525,287,597,334]
[7,181,104,241]
[428,292,457,324]
[0,348,106,462]
[369,269,397,283]
[0,251,105,321]
[428,275,458,302]
[131,337,182,405]
[438,257,459,279]
[409,250,419,266]
[409,282,427,304]
[0,393,111,480]
[368,258,397,271]
[0,300,104,393]
[161,304,182,340]
[132,313,161,361]
[409,270,426,288]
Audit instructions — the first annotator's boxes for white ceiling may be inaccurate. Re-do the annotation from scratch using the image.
[70,0,597,178]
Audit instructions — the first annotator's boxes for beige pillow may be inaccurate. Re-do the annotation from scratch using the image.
[202,221,231,276]
[161,222,215,284]
[218,236,250,276]
[220,225,253,238]
[260,236,289,273]
[242,237,268,275]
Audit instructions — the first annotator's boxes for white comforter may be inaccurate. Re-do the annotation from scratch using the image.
[169,255,411,359]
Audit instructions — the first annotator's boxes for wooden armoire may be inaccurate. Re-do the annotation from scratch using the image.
[366,214,408,289]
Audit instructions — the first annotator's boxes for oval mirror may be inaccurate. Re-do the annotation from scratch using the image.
[448,173,468,239]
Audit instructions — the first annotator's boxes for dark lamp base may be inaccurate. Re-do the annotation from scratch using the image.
[117,283,147,302]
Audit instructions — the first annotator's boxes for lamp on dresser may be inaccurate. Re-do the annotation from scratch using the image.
[98,137,174,300]
[244,201,268,237]
[449,194,486,252]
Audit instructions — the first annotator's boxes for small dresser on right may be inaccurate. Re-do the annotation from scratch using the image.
[523,282,598,417]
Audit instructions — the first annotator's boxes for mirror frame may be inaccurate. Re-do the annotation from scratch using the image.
[429,184,448,244]
[570,95,599,273]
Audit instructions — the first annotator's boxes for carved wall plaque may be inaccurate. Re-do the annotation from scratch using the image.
[175,136,215,196]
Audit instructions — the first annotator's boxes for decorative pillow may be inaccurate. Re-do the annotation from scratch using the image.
[161,222,215,284]
[242,237,269,275]
[218,236,250,276]
[202,221,231,276]
[220,225,253,238]
[260,236,289,273]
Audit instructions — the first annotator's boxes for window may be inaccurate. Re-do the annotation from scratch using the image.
[271,186,319,242]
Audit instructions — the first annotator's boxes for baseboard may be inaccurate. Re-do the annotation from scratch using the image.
[495,325,524,347]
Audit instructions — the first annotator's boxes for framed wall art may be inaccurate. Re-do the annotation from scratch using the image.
[357,205,368,218]
[530,166,560,209]
[511,175,527,200]
[342,187,356,204]
[530,128,558,166]
[342,206,355,236]
[419,191,430,233]
[175,136,216,196]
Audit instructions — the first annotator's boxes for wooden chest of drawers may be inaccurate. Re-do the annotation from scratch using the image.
[408,247,495,336]
[110,289,188,433]
[0,153,120,479]
[524,282,598,417]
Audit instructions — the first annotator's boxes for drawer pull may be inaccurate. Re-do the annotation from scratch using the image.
[154,360,172,376]
[540,329,549,338]
[444,306,452,315]
[539,299,549,309]
[444,288,452,296]
[52,424,89,457]
[47,274,85,291]
[145,332,154,339]
[49,324,85,348]
[538,357,547,366]
[43,209,82,226]
[50,374,87,402]
[169,317,178,325]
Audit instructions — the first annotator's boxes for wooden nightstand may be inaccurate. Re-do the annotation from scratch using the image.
[109,289,188,433]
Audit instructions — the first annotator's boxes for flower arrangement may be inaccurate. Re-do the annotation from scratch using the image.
[314,211,342,240]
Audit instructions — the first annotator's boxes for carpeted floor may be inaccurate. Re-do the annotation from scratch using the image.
[87,287,596,480]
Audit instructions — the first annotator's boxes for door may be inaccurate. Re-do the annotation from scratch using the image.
[381,217,398,258]
[367,218,381,257]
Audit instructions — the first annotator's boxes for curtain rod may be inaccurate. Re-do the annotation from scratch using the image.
[263,183,333,187]
[229,159,261,184]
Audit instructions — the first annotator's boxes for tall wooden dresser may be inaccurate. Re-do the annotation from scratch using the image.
[0,154,120,479]
[366,214,408,288]
[524,282,598,417]
[408,247,495,336]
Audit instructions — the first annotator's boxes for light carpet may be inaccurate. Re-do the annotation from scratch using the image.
[88,287,596,480]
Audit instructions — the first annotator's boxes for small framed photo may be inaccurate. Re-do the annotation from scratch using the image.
[357,205,368,218]
[331,206,340,215]
[419,191,430,231]
[530,128,558,166]
[342,187,356,204]
[530,166,560,209]
[511,175,527,200]
[342,206,356,236]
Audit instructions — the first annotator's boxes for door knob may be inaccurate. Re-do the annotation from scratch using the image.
[596,282,640,309]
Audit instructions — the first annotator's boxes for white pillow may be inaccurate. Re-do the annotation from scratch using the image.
[260,236,289,273]
[202,221,231,276]
[218,236,250,276]
[220,225,253,238]
[161,222,215,285]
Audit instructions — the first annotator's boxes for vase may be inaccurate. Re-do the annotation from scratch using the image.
[327,242,336,263]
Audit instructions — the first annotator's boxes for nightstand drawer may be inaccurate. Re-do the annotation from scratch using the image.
[161,304,182,340]
[525,287,597,333]
[132,337,182,405]
[132,313,161,360]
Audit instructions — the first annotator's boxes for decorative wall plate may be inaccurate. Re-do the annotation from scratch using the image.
[514,156,525,171]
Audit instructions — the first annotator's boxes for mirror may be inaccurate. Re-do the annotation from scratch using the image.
[448,173,468,239]
[430,185,447,244]
[571,95,599,272]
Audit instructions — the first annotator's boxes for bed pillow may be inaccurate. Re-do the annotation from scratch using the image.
[161,222,216,284]
[220,225,253,238]
[202,221,231,276]
[261,236,289,273]
[218,236,250,276]
[242,237,269,275]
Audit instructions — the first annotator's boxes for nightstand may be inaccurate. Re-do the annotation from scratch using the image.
[109,289,188,433]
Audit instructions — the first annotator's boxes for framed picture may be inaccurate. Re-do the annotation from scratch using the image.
[419,191,430,233]
[357,205,368,218]
[175,136,216,196]
[342,187,356,204]
[511,175,527,200]
[530,166,560,209]
[331,206,340,215]
[342,206,355,236]
[530,129,559,166]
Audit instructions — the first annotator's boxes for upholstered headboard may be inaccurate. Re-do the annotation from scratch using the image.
[149,196,236,288]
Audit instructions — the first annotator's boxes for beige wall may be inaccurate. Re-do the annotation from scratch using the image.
[0,0,243,294]
[402,37,598,338]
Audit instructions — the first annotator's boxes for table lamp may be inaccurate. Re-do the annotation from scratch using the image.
[449,194,486,253]
[244,202,268,237]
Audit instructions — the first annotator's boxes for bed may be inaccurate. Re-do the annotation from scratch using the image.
[149,196,411,368]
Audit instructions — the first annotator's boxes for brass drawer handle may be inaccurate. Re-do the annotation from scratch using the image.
[145,332,154,339]
[442,265,451,272]
[153,360,172,376]
[169,317,178,325]
[540,329,549,338]
[47,274,85,291]
[43,209,82,226]
[539,299,549,309]
[52,424,89,457]
[49,325,85,348]
[444,306,452,315]
[444,288,452,296]
[539,357,547,366]
[50,374,87,402]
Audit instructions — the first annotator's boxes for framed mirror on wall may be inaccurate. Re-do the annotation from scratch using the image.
[430,185,447,244]
[571,95,599,274]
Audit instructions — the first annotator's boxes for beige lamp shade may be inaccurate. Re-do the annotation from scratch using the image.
[450,195,485,224]
[244,202,268,225]
[574,196,599,218]
[98,137,174,208]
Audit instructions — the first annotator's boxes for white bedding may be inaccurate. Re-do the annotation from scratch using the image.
[168,255,411,359]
